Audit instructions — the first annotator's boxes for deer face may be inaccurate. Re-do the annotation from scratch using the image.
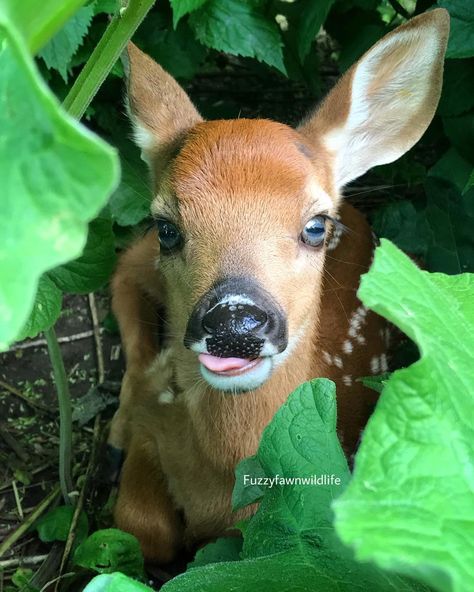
[150,119,336,391]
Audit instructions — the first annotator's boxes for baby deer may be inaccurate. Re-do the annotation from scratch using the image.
[109,10,449,563]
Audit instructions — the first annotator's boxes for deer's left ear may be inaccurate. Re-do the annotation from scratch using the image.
[298,9,449,188]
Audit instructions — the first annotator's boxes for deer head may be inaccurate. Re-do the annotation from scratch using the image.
[123,9,449,393]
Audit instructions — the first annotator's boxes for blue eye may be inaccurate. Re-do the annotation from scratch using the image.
[156,219,183,252]
[301,216,326,247]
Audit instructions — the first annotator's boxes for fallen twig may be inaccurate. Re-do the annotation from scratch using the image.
[0,379,53,416]
[5,329,102,352]
[0,485,60,558]
[88,293,105,384]
[0,554,48,569]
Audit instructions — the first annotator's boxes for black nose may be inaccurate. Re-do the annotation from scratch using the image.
[184,277,288,358]
[202,303,268,335]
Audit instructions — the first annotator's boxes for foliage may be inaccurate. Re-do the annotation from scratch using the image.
[73,528,145,578]
[1,0,473,591]
[334,240,474,592]
[0,0,118,350]
[85,240,473,592]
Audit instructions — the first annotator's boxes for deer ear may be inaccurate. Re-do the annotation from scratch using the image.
[124,43,203,166]
[298,9,449,189]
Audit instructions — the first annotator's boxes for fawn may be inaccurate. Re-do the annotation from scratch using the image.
[109,10,449,562]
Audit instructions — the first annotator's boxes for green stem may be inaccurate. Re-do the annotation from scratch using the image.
[63,0,156,119]
[44,327,73,504]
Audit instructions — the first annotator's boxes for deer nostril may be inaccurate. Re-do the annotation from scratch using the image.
[202,303,268,335]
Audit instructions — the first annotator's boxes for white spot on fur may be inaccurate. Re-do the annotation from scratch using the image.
[342,340,353,355]
[342,375,352,386]
[322,350,332,365]
[333,355,343,369]
[370,356,380,374]
[326,223,343,251]
[158,389,174,404]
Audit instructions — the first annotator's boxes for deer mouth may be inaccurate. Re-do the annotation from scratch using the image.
[198,354,263,376]
[197,353,273,392]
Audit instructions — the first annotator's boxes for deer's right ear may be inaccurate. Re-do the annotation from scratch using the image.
[124,43,203,166]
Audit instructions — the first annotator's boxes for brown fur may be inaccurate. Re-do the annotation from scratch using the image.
[110,10,449,563]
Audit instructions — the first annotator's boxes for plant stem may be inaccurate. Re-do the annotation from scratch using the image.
[44,328,74,504]
[63,0,156,119]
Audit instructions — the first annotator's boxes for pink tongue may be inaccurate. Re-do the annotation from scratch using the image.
[199,353,252,373]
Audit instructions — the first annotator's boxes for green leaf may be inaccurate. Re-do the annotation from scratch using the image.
[429,147,473,192]
[371,200,428,256]
[108,140,150,226]
[189,0,286,74]
[0,19,118,350]
[443,111,474,163]
[465,169,474,193]
[35,505,88,543]
[0,0,87,54]
[422,178,474,273]
[296,0,334,61]
[163,379,426,592]
[170,0,208,28]
[48,212,116,293]
[438,0,474,59]
[16,275,62,340]
[94,0,119,15]
[73,529,145,578]
[39,4,95,82]
[232,456,266,511]
[83,573,153,592]
[188,537,243,569]
[334,239,474,592]
[359,373,391,393]
[439,59,474,117]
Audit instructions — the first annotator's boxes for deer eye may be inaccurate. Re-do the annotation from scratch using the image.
[156,219,183,252]
[301,216,326,248]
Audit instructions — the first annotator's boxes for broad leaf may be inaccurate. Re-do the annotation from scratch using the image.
[297,0,334,61]
[39,4,95,82]
[0,0,87,54]
[422,178,474,273]
[83,573,153,592]
[48,212,116,293]
[429,148,473,192]
[35,505,88,544]
[438,0,474,59]
[16,275,62,340]
[189,0,285,73]
[162,380,427,592]
[74,529,144,578]
[188,537,243,569]
[439,59,474,117]
[334,240,474,592]
[170,0,208,28]
[0,19,118,349]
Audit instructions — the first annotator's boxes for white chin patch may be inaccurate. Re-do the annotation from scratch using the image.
[200,357,274,393]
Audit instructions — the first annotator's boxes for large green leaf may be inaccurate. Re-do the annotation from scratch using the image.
[162,380,427,592]
[334,240,474,592]
[0,19,118,349]
[438,0,474,59]
[188,0,285,73]
[0,0,87,54]
[83,573,153,592]
[38,4,95,82]
[48,212,116,293]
